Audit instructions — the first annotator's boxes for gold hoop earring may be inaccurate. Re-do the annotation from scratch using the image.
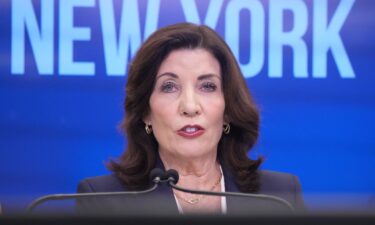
[223,123,230,134]
[145,124,152,134]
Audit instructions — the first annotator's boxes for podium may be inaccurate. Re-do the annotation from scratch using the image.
[1,213,375,225]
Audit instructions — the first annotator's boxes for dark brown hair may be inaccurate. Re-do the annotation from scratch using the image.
[109,23,262,193]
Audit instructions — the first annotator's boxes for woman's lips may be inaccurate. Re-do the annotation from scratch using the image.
[177,125,205,138]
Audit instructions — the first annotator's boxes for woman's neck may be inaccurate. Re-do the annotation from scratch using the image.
[159,150,220,189]
[159,150,223,213]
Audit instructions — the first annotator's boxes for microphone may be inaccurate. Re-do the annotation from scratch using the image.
[166,169,179,184]
[165,169,295,212]
[27,168,166,213]
[150,168,167,183]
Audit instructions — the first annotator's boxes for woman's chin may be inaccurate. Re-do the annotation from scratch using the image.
[159,141,217,161]
[174,147,215,160]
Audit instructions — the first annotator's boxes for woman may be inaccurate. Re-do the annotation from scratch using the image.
[77,23,304,214]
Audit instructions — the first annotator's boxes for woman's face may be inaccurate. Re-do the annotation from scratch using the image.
[146,48,225,160]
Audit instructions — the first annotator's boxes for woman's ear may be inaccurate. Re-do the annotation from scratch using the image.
[224,114,230,124]
[143,115,151,125]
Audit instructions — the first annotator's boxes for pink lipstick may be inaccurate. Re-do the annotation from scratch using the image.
[177,125,205,138]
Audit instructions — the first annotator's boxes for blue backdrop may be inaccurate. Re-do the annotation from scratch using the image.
[0,0,374,212]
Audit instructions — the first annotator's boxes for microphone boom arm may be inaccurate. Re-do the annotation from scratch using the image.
[168,181,295,212]
[27,182,159,213]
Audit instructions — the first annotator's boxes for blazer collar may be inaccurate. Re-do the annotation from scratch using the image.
[221,163,240,193]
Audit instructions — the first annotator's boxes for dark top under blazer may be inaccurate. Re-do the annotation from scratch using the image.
[77,163,304,215]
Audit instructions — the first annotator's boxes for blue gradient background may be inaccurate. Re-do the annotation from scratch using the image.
[0,0,374,212]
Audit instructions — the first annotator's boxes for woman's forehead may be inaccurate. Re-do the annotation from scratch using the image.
[157,48,221,78]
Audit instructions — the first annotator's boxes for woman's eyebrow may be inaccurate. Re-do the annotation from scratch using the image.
[156,72,178,80]
[198,73,221,81]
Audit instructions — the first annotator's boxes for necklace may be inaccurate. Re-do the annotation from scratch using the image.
[174,170,222,205]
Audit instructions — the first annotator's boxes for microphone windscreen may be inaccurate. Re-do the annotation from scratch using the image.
[149,168,166,183]
[166,169,179,184]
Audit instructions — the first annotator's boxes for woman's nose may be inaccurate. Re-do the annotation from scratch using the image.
[179,88,202,117]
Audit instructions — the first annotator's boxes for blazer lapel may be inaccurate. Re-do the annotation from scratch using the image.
[222,165,246,214]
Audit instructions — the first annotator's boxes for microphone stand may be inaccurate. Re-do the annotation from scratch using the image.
[167,177,295,212]
[27,178,161,213]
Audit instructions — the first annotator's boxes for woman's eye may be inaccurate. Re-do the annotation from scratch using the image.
[201,82,217,92]
[161,81,177,93]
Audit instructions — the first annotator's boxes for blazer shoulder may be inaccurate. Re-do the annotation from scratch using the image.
[258,170,300,193]
[77,174,126,193]
[258,170,304,210]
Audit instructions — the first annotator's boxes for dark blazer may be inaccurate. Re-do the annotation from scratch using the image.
[77,164,304,215]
